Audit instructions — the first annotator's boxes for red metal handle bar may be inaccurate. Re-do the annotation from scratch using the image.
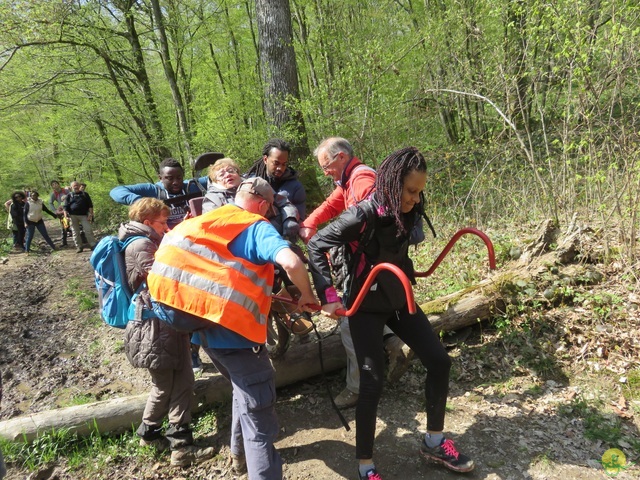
[272,262,416,316]
[414,227,496,278]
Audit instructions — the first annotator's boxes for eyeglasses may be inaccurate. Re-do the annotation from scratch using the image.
[151,219,168,226]
[320,153,341,172]
[216,167,240,178]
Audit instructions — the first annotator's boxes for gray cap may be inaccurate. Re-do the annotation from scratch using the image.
[237,177,275,204]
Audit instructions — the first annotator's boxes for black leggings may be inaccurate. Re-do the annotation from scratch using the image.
[349,304,451,459]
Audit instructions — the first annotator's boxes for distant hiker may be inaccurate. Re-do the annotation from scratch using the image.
[300,137,413,410]
[147,177,317,480]
[307,147,474,480]
[8,191,27,251]
[63,181,96,253]
[120,198,215,467]
[48,180,71,247]
[23,190,57,253]
[109,157,207,230]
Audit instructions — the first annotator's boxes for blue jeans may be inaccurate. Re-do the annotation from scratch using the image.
[25,220,56,252]
[204,346,281,480]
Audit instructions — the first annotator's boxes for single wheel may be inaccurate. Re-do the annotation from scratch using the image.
[265,310,291,359]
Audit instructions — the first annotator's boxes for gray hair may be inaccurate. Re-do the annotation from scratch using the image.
[313,137,354,159]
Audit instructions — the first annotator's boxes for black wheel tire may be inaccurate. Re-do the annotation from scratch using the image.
[266,311,291,359]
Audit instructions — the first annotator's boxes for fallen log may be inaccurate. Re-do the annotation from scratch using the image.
[0,333,347,442]
[1,221,592,442]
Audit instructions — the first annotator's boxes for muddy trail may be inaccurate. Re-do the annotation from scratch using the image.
[0,219,638,479]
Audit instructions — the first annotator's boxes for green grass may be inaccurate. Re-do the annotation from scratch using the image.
[559,396,640,451]
[66,393,98,406]
[63,277,98,311]
[624,368,640,403]
[0,420,179,474]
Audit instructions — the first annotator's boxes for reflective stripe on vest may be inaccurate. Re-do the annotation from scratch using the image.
[147,205,274,343]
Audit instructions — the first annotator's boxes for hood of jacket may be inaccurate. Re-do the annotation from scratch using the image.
[267,166,299,189]
[118,221,162,245]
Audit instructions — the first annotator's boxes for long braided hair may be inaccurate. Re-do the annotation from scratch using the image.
[247,139,291,179]
[375,146,427,236]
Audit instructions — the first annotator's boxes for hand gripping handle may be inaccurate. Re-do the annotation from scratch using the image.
[272,262,416,316]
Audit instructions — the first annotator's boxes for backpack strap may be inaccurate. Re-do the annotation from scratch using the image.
[119,235,147,297]
[343,200,377,305]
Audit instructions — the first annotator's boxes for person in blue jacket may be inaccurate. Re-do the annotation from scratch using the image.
[110,158,207,229]
[246,139,306,224]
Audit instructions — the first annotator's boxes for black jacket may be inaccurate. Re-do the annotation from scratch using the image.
[64,191,93,215]
[307,197,416,313]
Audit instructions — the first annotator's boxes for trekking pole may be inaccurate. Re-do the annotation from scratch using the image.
[414,227,496,278]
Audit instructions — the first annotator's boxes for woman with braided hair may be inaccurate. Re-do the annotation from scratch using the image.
[307,147,474,480]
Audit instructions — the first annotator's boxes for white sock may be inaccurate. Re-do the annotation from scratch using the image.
[359,463,376,477]
[425,432,444,448]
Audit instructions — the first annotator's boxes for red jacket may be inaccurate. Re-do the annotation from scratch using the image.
[302,157,375,230]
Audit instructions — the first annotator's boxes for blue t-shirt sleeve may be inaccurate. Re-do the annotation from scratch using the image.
[228,220,289,264]
[203,219,288,349]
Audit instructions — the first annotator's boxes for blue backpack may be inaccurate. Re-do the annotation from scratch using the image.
[89,235,145,328]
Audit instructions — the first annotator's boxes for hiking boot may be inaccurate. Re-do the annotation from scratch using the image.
[334,387,358,409]
[384,335,413,383]
[231,453,247,474]
[139,436,170,452]
[191,351,203,373]
[170,445,215,467]
[285,313,314,335]
[359,468,383,480]
[420,438,474,472]
[76,247,83,253]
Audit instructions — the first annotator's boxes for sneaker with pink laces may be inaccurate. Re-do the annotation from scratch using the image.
[358,468,383,480]
[420,437,474,472]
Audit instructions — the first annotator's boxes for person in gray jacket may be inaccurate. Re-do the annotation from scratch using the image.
[203,157,301,241]
[120,198,214,467]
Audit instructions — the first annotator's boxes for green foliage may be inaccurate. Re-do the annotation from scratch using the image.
[0,0,638,262]
[623,368,640,403]
[558,396,640,450]
[0,410,221,474]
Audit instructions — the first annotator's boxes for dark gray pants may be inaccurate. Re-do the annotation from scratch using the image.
[204,346,282,480]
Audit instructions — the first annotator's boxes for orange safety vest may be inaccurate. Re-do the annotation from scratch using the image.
[147,204,275,343]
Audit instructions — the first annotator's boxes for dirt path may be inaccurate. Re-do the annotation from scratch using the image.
[1,220,638,479]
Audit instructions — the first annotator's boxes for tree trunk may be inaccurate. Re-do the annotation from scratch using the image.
[149,0,192,162]
[255,0,306,139]
[93,114,124,185]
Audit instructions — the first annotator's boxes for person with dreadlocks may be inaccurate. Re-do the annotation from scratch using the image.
[307,147,474,480]
[301,137,415,410]
[246,139,306,239]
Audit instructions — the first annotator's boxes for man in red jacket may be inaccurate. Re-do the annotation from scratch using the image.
[299,137,413,409]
